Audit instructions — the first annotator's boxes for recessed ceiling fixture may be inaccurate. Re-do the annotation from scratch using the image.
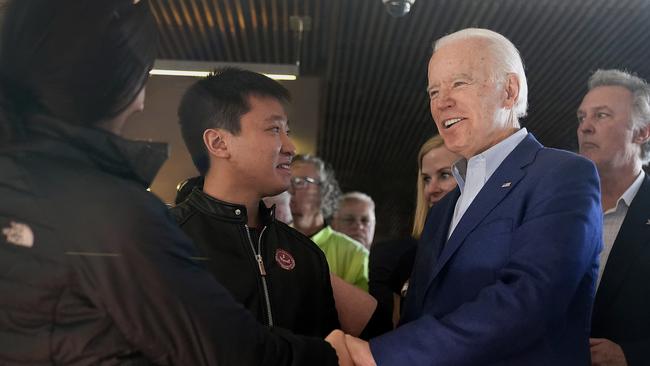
[382,0,416,17]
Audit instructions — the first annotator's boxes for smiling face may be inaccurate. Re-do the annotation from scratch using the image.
[421,145,461,206]
[577,85,639,172]
[427,38,518,159]
[226,95,295,197]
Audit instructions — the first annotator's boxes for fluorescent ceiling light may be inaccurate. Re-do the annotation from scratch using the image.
[150,60,298,81]
[149,69,211,77]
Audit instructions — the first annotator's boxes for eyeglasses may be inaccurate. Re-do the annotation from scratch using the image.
[290,176,321,189]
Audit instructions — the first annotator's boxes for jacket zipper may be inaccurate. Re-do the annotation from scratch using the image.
[244,225,273,327]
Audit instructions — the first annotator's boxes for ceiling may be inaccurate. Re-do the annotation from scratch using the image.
[150,0,650,241]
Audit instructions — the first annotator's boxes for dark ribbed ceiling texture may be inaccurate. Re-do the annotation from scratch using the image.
[152,0,650,241]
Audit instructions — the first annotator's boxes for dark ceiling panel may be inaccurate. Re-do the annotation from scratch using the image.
[152,0,650,240]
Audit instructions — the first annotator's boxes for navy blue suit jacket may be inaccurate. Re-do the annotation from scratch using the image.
[370,134,603,365]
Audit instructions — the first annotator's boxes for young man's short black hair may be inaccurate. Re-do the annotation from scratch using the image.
[178,67,291,175]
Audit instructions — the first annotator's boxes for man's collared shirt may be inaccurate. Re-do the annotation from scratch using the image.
[448,128,528,238]
[598,170,646,287]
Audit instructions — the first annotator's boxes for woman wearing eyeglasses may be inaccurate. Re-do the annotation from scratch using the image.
[289,154,370,292]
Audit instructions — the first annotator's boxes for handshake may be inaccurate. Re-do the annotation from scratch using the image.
[325,330,377,366]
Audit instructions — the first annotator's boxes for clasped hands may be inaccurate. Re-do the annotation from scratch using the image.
[325,332,630,366]
[325,329,377,366]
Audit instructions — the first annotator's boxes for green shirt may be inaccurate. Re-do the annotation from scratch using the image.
[311,226,369,291]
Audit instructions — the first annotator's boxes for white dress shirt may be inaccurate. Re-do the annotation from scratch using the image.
[448,128,528,238]
[598,170,645,288]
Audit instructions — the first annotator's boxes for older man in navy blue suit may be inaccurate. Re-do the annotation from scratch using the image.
[345,28,603,365]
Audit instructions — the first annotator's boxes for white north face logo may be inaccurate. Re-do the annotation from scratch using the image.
[2,221,34,248]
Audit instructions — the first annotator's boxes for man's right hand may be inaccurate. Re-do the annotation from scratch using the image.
[344,334,377,366]
[325,329,353,366]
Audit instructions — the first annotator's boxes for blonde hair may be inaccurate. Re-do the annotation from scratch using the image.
[411,135,446,239]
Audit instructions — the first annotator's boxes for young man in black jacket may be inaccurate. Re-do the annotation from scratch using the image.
[171,68,340,337]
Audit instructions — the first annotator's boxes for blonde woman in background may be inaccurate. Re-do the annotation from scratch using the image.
[412,135,462,238]
[369,135,461,332]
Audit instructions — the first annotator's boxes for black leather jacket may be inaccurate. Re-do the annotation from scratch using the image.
[0,115,337,365]
[171,189,340,337]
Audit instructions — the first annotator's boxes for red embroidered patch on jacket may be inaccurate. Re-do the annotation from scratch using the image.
[275,249,295,270]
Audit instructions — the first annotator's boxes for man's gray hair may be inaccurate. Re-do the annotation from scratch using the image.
[588,69,650,164]
[433,28,528,120]
[337,191,375,212]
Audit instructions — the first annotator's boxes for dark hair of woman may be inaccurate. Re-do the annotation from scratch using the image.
[0,0,157,145]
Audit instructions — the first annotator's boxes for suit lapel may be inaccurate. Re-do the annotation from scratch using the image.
[426,134,542,285]
[410,188,459,313]
[594,175,650,313]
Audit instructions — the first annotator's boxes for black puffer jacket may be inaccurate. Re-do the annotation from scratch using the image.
[170,190,340,336]
[0,115,337,366]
